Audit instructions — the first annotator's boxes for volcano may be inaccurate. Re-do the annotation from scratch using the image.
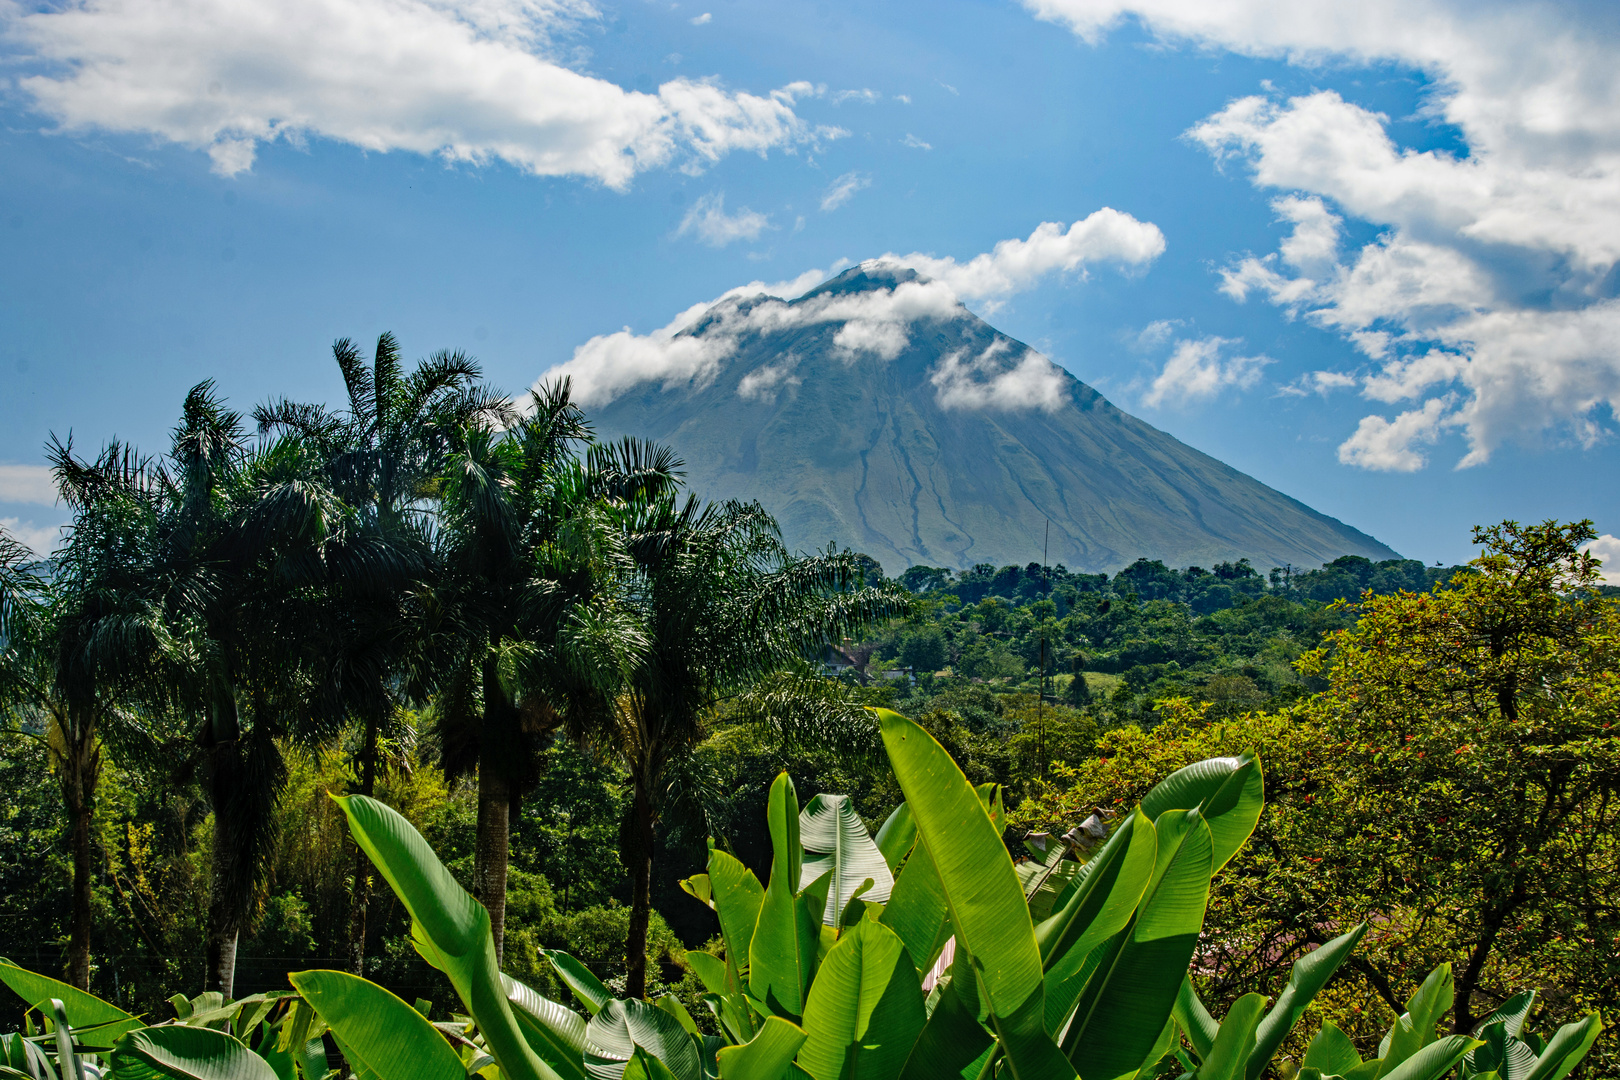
[579,264,1396,574]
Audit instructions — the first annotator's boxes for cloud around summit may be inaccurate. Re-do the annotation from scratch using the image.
[533,208,1165,409]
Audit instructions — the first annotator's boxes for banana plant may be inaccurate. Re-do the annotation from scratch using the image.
[1459,990,1602,1080]
[0,707,1602,1080]
[681,709,1270,1080]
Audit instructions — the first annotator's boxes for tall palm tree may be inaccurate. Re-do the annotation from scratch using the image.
[255,332,509,972]
[135,384,345,995]
[39,438,175,990]
[580,494,910,998]
[425,380,680,960]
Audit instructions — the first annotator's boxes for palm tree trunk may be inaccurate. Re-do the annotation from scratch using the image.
[624,773,655,1000]
[474,749,511,963]
[204,693,243,997]
[61,703,99,992]
[346,712,379,975]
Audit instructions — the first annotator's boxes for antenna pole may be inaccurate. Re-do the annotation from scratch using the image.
[1039,518,1050,781]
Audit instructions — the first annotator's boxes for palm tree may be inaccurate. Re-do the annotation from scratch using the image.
[580,494,910,998]
[38,438,176,990]
[254,332,509,972]
[135,383,346,995]
[425,381,680,961]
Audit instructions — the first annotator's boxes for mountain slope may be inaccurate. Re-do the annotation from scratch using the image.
[583,265,1397,574]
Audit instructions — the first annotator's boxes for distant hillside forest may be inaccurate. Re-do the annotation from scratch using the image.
[833,552,1473,724]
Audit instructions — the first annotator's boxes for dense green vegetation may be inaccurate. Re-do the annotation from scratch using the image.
[0,335,1614,1076]
[1,712,1600,1080]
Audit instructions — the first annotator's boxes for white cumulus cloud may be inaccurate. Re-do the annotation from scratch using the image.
[931,340,1067,413]
[7,0,838,187]
[536,208,1164,407]
[689,12,710,24]
[736,359,801,403]
[676,192,770,247]
[903,208,1165,310]
[1142,336,1271,409]
[0,464,58,505]
[1026,0,1620,471]
[1,517,64,556]
[820,171,871,211]
[1588,534,1620,586]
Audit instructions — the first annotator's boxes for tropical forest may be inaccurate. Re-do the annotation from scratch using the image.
[0,339,1613,1080]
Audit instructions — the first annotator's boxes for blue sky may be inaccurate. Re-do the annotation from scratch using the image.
[2,0,1618,570]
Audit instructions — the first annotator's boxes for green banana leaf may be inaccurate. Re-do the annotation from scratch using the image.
[1241,924,1368,1080]
[874,709,1074,1080]
[109,1024,281,1080]
[800,794,895,926]
[1036,809,1158,1034]
[1196,993,1266,1080]
[716,1017,806,1080]
[707,850,765,979]
[1522,1013,1602,1080]
[1062,809,1215,1079]
[798,918,925,1080]
[1379,965,1453,1072]
[288,969,463,1080]
[1139,1014,1181,1078]
[897,942,992,1080]
[1379,1035,1480,1080]
[505,975,591,1080]
[622,1046,682,1080]
[584,999,701,1080]
[1137,754,1263,873]
[878,838,950,975]
[1302,1023,1361,1077]
[1467,1022,1537,1080]
[332,793,559,1080]
[1175,977,1220,1062]
[874,804,916,874]
[544,950,614,1017]
[750,773,818,1019]
[0,960,143,1046]
[0,1029,54,1078]
[1474,992,1535,1040]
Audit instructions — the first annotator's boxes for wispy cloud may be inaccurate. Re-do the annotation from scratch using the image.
[1142,336,1271,409]
[820,172,871,211]
[902,133,932,150]
[689,12,711,24]
[831,88,880,105]
[0,464,57,505]
[676,192,771,247]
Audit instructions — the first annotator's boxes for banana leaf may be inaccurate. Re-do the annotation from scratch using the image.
[288,969,463,1080]
[797,918,924,1080]
[750,774,818,1020]
[875,709,1074,1080]
[584,999,701,1080]
[874,804,916,874]
[332,793,559,1080]
[1061,809,1215,1079]
[0,961,142,1046]
[715,1017,806,1080]
[109,1024,281,1080]
[799,794,894,926]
